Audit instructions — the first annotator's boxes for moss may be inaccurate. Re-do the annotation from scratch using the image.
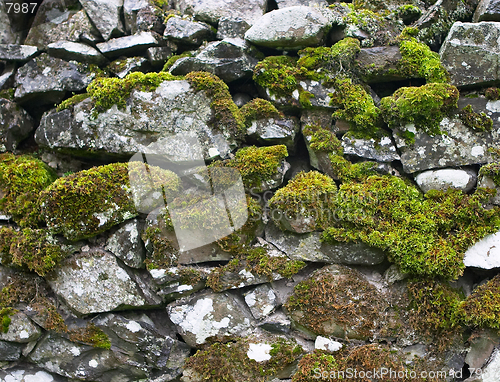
[479,162,500,187]
[253,56,302,98]
[459,104,493,132]
[457,274,500,329]
[0,88,14,100]
[329,154,378,183]
[380,83,459,142]
[485,87,500,101]
[0,227,18,265]
[87,71,179,113]
[0,153,58,227]
[186,71,245,138]
[240,98,282,126]
[302,124,343,154]
[56,93,90,112]
[322,176,500,279]
[31,298,68,333]
[40,162,180,241]
[0,307,15,333]
[184,336,303,382]
[396,4,422,24]
[269,171,337,232]
[0,274,40,308]
[162,51,193,72]
[344,5,389,29]
[292,350,339,382]
[329,77,384,139]
[143,225,179,270]
[397,37,450,83]
[68,323,111,349]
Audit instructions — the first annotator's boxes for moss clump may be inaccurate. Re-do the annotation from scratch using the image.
[330,77,383,138]
[68,323,111,349]
[143,224,179,270]
[302,124,343,154]
[396,5,422,24]
[0,153,57,227]
[322,176,500,279]
[292,350,339,382]
[40,162,180,241]
[240,99,282,125]
[269,171,337,232]
[0,88,15,100]
[457,274,500,329]
[407,279,462,350]
[56,93,90,112]
[460,104,493,132]
[0,307,15,333]
[380,83,459,142]
[253,56,302,98]
[87,71,178,113]
[184,337,303,382]
[329,154,378,183]
[485,87,500,101]
[186,71,245,138]
[398,37,450,83]
[31,298,68,333]
[479,162,500,187]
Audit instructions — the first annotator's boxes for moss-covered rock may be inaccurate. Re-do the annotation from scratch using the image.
[253,55,303,99]
[68,323,111,349]
[269,171,337,233]
[40,162,180,241]
[240,98,283,126]
[0,153,57,228]
[459,104,493,132]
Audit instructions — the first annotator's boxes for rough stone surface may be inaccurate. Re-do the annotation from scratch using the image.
[415,168,477,193]
[108,56,149,78]
[105,219,146,268]
[216,17,251,39]
[0,341,23,361]
[463,230,500,269]
[46,249,158,315]
[96,31,159,59]
[465,329,500,369]
[0,1,20,44]
[148,266,209,302]
[475,347,500,382]
[147,46,172,67]
[342,134,400,162]
[124,0,163,35]
[47,41,108,65]
[80,0,125,41]
[164,17,214,45]
[0,311,42,343]
[0,367,66,382]
[440,22,500,87]
[244,284,278,319]
[0,44,39,62]
[175,0,267,25]
[245,117,300,153]
[0,98,34,152]
[258,310,292,333]
[245,6,332,49]
[276,0,329,7]
[356,45,404,83]
[478,175,500,205]
[473,0,500,22]
[167,290,253,346]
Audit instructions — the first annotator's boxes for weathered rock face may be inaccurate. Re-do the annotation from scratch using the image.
[415,168,477,193]
[0,44,39,62]
[463,230,500,269]
[0,98,34,152]
[175,0,267,25]
[80,0,125,41]
[473,0,500,21]
[342,134,400,162]
[245,117,299,152]
[164,17,214,46]
[105,219,146,268]
[47,41,108,65]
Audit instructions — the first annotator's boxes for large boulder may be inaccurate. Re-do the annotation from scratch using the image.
[414,168,477,193]
[175,0,267,25]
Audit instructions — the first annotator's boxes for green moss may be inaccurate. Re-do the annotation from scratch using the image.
[292,350,339,382]
[329,154,378,183]
[31,298,68,333]
[253,56,303,98]
[40,162,180,241]
[184,336,303,382]
[269,171,337,232]
[380,83,459,142]
[302,124,343,154]
[143,222,179,270]
[330,77,383,138]
[485,87,500,101]
[479,162,500,187]
[344,5,388,29]
[186,71,245,138]
[459,104,493,132]
[87,71,179,113]
[0,153,58,227]
[0,307,15,333]
[68,323,111,349]
[240,98,282,126]
[322,176,500,279]
[299,90,314,108]
[396,4,422,24]
[56,93,90,112]
[162,51,193,72]
[457,274,500,329]
[0,88,14,100]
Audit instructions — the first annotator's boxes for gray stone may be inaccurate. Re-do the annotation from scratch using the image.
[164,17,214,45]
[440,22,500,88]
[47,41,108,65]
[0,98,34,152]
[458,94,500,130]
[342,134,400,162]
[478,174,500,205]
[465,329,500,369]
[244,284,278,319]
[96,31,159,59]
[170,38,259,83]
[245,6,332,49]
[105,219,146,268]
[463,229,500,269]
[0,44,39,62]
[124,0,163,35]
[0,63,15,89]
[80,0,125,41]
[175,0,267,25]
[473,347,500,382]
[108,56,149,78]
[0,340,23,361]
[167,290,254,346]
[357,45,405,84]
[147,46,172,67]
[0,311,42,343]
[46,249,159,315]
[216,17,251,39]
[474,0,500,21]
[246,117,300,153]
[320,241,386,265]
[415,168,477,193]
[148,266,209,302]
[276,0,329,7]
[0,367,67,382]
[36,78,240,160]
[393,118,499,173]
[14,53,95,106]
[384,264,409,285]
[0,1,20,44]
[258,310,291,333]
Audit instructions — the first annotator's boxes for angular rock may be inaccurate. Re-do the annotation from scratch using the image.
[175,0,266,25]
[80,0,125,41]
[0,62,15,89]
[394,118,499,173]
[0,367,66,382]
[14,53,95,106]
[124,0,163,35]
[463,229,500,269]
[0,98,34,152]
[440,22,500,88]
[0,1,20,44]
[245,6,332,49]
[415,168,477,193]
[105,219,146,269]
[357,45,405,84]
[244,284,278,319]
[47,41,108,65]
[478,174,500,205]
[0,311,42,343]
[170,38,259,83]
[474,347,500,382]
[342,134,400,162]
[320,241,386,265]
[0,340,23,361]
[108,56,149,78]
[216,17,251,39]
[465,329,500,369]
[245,117,300,152]
[46,249,159,315]
[167,290,253,346]
[163,17,214,46]
[36,78,240,160]
[148,266,209,302]
[277,0,329,7]
[96,31,159,59]
[0,44,39,62]
[258,310,291,334]
[147,46,172,67]
[474,0,500,22]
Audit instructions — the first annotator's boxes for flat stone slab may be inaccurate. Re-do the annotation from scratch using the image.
[96,31,158,58]
[47,41,108,65]
[464,230,500,269]
[0,44,39,61]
